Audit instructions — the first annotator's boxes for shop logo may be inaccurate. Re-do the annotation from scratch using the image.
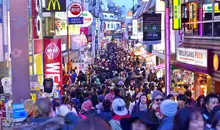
[45,43,60,59]
[47,0,60,11]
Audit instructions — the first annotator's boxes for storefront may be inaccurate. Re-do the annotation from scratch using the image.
[173,47,214,98]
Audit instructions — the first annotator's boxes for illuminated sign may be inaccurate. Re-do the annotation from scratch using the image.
[213,54,220,71]
[189,3,198,29]
[172,0,182,30]
[43,0,66,12]
[177,48,208,67]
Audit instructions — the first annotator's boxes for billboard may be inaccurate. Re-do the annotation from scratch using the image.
[43,38,62,87]
[143,13,161,45]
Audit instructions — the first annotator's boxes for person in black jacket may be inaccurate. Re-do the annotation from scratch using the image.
[131,94,148,116]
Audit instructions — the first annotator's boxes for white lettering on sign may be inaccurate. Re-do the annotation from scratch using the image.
[176,48,208,67]
[46,63,60,73]
[45,62,61,82]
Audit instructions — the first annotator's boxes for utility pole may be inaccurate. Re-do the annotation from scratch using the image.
[164,0,171,96]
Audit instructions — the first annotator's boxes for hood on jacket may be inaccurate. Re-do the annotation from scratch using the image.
[15,117,65,130]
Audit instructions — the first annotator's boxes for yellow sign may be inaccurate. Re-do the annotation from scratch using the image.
[172,0,181,30]
[48,0,60,11]
[213,54,219,71]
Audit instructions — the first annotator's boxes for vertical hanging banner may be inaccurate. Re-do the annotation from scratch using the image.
[172,0,182,30]
[143,13,161,45]
[132,19,138,35]
[44,38,62,87]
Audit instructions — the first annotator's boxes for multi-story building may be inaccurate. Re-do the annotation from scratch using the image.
[172,0,220,95]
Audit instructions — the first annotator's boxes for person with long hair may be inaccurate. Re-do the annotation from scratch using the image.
[131,94,148,116]
[196,95,205,110]
[173,106,204,130]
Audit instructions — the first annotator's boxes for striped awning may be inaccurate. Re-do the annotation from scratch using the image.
[133,0,156,18]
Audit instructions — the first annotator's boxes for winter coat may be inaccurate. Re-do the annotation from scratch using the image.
[97,110,113,122]
[15,112,81,130]
[109,114,130,130]
[109,119,122,130]
[15,117,64,130]
[158,116,175,130]
[131,102,148,116]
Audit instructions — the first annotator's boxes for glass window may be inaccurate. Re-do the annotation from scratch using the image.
[193,23,200,36]
[202,0,212,20]
[185,24,193,36]
[107,23,110,28]
[203,23,212,36]
[214,22,220,37]
[214,2,220,19]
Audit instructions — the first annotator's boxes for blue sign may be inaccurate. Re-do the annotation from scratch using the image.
[12,104,27,120]
[68,17,83,25]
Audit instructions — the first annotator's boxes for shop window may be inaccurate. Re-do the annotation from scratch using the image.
[214,22,220,37]
[185,24,193,36]
[203,23,212,36]
[202,0,213,20]
[214,2,220,19]
[193,23,200,36]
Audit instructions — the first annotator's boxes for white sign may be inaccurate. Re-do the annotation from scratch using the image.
[132,19,138,35]
[80,11,93,27]
[175,24,185,47]
[176,48,208,67]
[62,43,67,51]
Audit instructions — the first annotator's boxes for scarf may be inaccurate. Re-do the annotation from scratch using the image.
[139,103,147,111]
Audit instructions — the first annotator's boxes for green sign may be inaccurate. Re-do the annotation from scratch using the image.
[172,0,182,30]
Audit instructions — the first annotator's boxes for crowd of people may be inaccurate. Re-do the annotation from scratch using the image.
[15,43,220,130]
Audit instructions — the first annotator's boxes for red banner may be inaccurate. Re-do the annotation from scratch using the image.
[34,39,43,54]
[43,38,62,88]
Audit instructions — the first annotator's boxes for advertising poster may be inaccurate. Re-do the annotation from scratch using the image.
[43,39,62,87]
[143,13,161,45]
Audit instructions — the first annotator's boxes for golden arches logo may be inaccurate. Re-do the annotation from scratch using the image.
[47,0,60,11]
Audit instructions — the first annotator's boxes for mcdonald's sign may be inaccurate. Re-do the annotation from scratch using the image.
[43,0,66,12]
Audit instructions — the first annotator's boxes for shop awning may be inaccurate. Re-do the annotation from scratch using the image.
[172,62,208,74]
[134,1,150,18]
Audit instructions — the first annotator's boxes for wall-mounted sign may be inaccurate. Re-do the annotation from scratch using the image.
[132,19,138,35]
[213,54,220,71]
[62,43,67,52]
[43,0,66,12]
[68,17,84,24]
[176,48,208,67]
[143,13,161,45]
[36,15,42,36]
[55,12,67,20]
[172,0,182,30]
[80,11,93,27]
[55,20,67,36]
[43,38,62,87]
[69,2,83,17]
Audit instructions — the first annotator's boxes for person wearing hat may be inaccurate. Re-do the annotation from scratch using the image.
[80,100,97,120]
[109,98,130,130]
[149,90,164,129]
[158,99,178,130]
[121,111,157,130]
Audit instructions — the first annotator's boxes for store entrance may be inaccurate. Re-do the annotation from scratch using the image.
[172,70,212,99]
